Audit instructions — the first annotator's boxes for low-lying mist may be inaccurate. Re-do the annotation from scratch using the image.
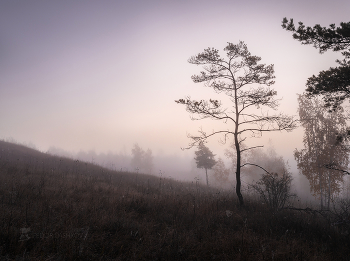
[45,142,323,205]
[5,136,345,208]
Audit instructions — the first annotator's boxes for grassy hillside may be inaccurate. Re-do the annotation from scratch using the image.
[0,140,349,260]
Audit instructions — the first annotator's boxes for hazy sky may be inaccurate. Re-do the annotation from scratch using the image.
[1,0,349,163]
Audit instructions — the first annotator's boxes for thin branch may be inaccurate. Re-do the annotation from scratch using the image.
[183,129,236,150]
[323,164,350,175]
[240,145,264,153]
[241,163,270,174]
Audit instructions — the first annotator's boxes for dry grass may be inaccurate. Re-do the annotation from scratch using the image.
[0,140,349,260]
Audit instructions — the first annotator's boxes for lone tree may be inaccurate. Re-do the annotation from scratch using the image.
[282,18,350,111]
[176,41,296,206]
[194,142,216,186]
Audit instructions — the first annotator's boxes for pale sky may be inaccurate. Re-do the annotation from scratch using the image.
[1,0,349,166]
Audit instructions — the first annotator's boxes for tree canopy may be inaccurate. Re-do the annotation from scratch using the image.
[282,18,350,111]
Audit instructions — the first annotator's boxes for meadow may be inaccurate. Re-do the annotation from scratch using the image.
[0,140,349,260]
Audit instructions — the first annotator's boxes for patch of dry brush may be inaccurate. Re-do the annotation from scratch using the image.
[0,140,349,260]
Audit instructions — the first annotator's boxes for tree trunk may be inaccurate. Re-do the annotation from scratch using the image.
[320,171,324,210]
[327,172,331,210]
[235,133,244,207]
[234,79,244,207]
[205,168,209,186]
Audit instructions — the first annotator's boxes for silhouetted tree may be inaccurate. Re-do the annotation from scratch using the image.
[282,18,350,111]
[176,41,296,206]
[294,94,349,209]
[194,142,216,186]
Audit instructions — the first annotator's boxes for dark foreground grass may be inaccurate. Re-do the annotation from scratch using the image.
[0,140,349,260]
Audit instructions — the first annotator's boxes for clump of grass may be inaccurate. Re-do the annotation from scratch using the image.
[0,140,349,260]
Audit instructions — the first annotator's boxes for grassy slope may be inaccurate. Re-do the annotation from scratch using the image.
[0,140,349,260]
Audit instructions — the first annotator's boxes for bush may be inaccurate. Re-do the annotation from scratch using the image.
[250,172,296,210]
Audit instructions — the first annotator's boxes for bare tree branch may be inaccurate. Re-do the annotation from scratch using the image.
[240,146,264,154]
[323,163,350,175]
[241,163,270,174]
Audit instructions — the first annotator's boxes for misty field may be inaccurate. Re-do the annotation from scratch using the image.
[1,140,350,260]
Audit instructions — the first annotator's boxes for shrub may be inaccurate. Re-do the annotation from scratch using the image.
[250,172,296,210]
